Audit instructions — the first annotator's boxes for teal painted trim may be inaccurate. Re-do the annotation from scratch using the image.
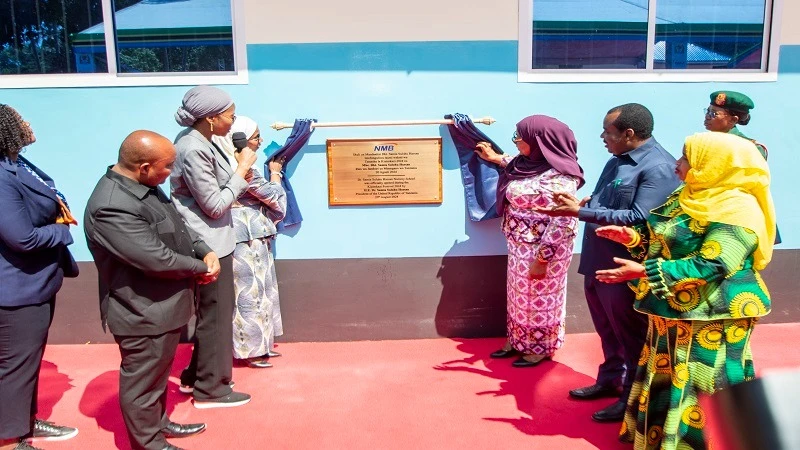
[247,41,518,72]
[248,41,800,74]
[778,45,800,73]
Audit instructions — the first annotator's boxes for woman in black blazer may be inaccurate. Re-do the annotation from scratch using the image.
[0,105,79,450]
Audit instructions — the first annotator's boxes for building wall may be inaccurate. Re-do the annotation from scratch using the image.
[3,0,799,343]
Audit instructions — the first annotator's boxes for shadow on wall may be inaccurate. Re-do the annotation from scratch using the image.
[434,219,508,338]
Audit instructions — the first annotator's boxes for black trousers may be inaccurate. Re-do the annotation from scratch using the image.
[0,300,53,440]
[180,253,234,399]
[584,276,648,403]
[115,329,181,450]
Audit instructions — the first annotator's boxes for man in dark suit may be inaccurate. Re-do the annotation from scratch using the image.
[537,104,680,422]
[84,131,220,450]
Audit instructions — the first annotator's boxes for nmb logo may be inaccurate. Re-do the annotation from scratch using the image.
[374,144,395,152]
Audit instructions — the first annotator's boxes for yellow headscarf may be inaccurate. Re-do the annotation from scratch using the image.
[679,132,776,270]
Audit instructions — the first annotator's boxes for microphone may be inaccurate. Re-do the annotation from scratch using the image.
[231,132,249,152]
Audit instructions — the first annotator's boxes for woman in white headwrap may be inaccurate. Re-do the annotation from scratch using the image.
[214,116,287,368]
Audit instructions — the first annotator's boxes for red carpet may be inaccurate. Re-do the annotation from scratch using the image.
[35,323,800,449]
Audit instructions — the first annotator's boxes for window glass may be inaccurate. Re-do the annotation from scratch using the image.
[654,0,766,70]
[108,0,235,74]
[0,0,106,75]
[532,0,649,69]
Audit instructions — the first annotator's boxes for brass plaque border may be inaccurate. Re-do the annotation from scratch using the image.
[326,137,443,206]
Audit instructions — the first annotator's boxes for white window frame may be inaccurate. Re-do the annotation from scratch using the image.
[518,0,783,83]
[0,0,248,89]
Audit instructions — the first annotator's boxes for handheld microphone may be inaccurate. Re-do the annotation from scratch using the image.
[231,132,249,152]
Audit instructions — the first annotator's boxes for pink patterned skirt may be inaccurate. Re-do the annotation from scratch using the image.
[505,238,574,356]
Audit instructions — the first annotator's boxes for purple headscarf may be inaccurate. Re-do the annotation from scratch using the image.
[496,115,584,216]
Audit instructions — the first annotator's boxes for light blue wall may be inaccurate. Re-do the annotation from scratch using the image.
[3,41,797,261]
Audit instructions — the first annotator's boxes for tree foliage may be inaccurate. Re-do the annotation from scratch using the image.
[0,0,234,75]
[0,0,104,74]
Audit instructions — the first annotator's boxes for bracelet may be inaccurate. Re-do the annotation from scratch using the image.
[270,171,283,178]
[624,230,641,248]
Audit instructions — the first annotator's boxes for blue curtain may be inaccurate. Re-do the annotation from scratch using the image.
[444,113,504,222]
[266,118,316,230]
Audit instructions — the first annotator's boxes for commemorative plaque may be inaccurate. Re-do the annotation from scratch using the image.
[327,138,442,206]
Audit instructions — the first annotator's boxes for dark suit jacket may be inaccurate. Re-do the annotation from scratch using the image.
[577,138,681,275]
[84,168,212,336]
[0,156,78,307]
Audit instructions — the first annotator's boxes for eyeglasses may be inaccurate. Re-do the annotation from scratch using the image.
[704,108,727,119]
[249,133,261,142]
[512,130,522,143]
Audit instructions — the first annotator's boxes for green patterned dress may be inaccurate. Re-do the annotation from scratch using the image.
[619,187,771,450]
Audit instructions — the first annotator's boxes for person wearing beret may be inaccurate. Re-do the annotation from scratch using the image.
[705,90,781,244]
[704,90,768,159]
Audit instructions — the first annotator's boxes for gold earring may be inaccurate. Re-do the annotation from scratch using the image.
[210,120,214,132]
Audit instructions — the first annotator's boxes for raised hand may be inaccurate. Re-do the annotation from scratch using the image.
[474,141,503,165]
[596,225,635,245]
[595,257,645,283]
[234,146,258,174]
[534,192,580,217]
[268,156,285,173]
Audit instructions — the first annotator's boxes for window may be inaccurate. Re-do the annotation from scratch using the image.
[518,0,783,82]
[0,0,247,88]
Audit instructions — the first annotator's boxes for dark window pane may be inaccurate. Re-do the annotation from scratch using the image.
[532,0,648,69]
[0,0,106,75]
[110,0,235,74]
[654,0,766,70]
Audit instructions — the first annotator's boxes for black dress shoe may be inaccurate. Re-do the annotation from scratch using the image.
[592,401,627,423]
[162,422,206,439]
[569,383,621,400]
[490,348,519,359]
[162,445,184,450]
[511,356,551,367]
[266,350,282,358]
